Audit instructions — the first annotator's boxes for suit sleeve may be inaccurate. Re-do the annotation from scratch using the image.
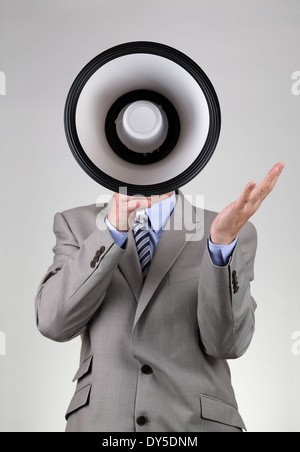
[197,221,258,359]
[35,211,126,342]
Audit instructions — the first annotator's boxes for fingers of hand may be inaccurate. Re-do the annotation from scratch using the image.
[237,161,285,213]
[114,193,131,202]
[127,198,150,213]
[127,200,141,212]
[253,161,285,203]
[237,181,257,208]
[273,161,285,174]
[114,193,149,212]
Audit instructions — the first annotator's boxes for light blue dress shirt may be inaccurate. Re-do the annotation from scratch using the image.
[105,192,237,267]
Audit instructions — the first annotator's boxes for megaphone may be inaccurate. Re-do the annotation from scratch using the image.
[64,41,221,196]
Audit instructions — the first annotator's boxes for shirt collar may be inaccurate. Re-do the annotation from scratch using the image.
[146,191,177,233]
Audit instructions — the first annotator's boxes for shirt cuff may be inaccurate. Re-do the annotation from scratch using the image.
[208,236,238,267]
[105,217,129,248]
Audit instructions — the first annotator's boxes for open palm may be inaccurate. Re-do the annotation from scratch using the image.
[210,162,285,245]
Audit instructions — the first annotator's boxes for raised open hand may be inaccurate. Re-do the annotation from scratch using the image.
[210,162,285,245]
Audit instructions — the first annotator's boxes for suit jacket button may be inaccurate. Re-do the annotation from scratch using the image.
[95,250,101,258]
[234,286,240,294]
[232,271,237,278]
[141,365,153,375]
[99,246,106,254]
[136,416,148,426]
[90,260,96,269]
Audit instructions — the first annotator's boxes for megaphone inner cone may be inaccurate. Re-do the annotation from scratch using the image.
[116,100,168,153]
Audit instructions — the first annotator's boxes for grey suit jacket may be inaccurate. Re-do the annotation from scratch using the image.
[35,191,257,432]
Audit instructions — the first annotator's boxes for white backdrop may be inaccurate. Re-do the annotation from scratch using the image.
[0,0,299,432]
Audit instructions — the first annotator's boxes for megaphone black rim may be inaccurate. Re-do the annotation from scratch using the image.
[64,41,221,196]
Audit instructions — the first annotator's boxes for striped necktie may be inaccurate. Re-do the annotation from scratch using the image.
[133,211,151,279]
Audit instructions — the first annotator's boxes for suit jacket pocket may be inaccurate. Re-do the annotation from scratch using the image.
[65,384,92,420]
[72,354,93,382]
[65,355,93,420]
[200,395,246,431]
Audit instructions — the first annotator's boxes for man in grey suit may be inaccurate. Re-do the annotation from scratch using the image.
[35,162,284,432]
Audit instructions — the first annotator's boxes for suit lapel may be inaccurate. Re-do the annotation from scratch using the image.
[98,201,144,302]
[118,231,144,302]
[132,191,202,330]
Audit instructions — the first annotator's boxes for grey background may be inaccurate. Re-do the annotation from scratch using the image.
[0,0,299,432]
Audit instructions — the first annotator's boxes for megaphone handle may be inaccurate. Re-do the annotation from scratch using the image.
[135,209,147,224]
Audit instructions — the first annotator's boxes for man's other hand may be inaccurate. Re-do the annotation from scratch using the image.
[210,162,285,245]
